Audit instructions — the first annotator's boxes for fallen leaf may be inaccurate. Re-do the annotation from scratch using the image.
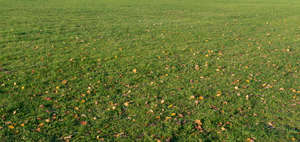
[132,69,137,73]
[36,128,41,132]
[221,127,226,131]
[124,102,129,107]
[45,119,50,123]
[246,138,255,142]
[194,120,202,126]
[195,65,200,71]
[165,117,172,120]
[199,96,204,100]
[87,90,91,94]
[80,121,87,126]
[62,80,68,85]
[216,91,222,97]
[39,123,44,127]
[8,125,14,129]
[64,135,72,140]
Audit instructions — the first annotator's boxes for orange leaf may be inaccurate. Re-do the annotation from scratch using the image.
[62,80,68,85]
[8,125,14,129]
[80,121,87,125]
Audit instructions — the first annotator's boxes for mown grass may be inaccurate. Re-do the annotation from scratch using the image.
[0,0,299,141]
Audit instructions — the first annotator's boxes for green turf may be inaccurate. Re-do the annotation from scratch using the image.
[0,0,299,141]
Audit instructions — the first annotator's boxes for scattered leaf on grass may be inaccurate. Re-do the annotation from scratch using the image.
[216,91,222,97]
[199,96,204,100]
[195,65,200,71]
[62,80,68,85]
[194,120,202,126]
[8,125,14,129]
[124,102,129,107]
[80,121,87,126]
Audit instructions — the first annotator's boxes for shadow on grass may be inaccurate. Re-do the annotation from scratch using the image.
[0,88,5,93]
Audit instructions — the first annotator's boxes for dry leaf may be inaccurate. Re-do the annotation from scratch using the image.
[195,65,200,71]
[36,128,41,132]
[216,91,222,97]
[64,135,72,140]
[62,80,68,85]
[124,102,129,107]
[194,120,202,126]
[199,96,204,100]
[45,119,50,123]
[8,125,14,129]
[80,121,87,126]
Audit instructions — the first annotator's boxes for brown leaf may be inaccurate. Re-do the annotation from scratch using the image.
[80,121,87,126]
[124,102,129,107]
[246,138,255,142]
[62,80,68,85]
[132,69,137,73]
[64,135,72,140]
[195,65,200,71]
[36,128,41,132]
[8,125,14,129]
[194,120,202,126]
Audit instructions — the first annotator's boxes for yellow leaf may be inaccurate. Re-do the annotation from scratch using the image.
[199,96,204,100]
[61,80,68,85]
[195,65,200,71]
[165,117,171,120]
[194,120,202,125]
[221,127,226,131]
[190,96,195,99]
[8,125,14,129]
[87,90,91,94]
[216,91,222,97]
[39,123,44,127]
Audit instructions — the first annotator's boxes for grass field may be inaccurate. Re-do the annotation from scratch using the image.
[0,0,299,141]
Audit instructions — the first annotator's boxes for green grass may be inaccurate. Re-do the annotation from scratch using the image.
[0,0,299,141]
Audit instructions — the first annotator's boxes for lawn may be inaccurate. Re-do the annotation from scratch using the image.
[0,0,299,141]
